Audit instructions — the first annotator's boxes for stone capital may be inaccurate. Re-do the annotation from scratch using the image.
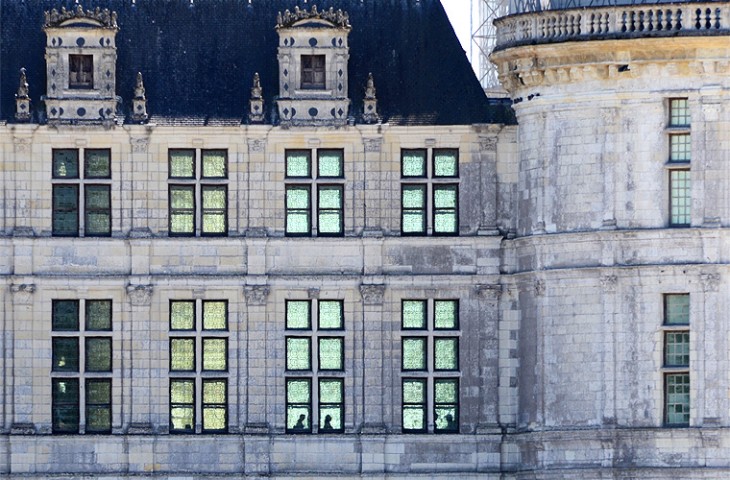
[244,285,270,306]
[126,284,153,306]
[10,284,36,305]
[359,283,385,305]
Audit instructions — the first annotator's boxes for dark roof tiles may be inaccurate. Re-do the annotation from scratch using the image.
[0,0,515,125]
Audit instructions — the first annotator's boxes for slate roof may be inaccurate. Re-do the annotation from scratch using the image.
[0,0,515,125]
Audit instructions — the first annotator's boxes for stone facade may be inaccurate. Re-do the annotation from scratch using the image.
[3,0,730,478]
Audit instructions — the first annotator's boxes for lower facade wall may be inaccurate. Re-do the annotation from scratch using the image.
[0,434,502,477]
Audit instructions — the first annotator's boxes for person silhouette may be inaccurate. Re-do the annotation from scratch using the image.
[321,414,333,431]
[294,414,306,430]
[445,413,456,430]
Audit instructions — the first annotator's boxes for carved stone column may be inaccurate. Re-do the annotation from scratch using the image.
[128,135,152,237]
[243,284,270,432]
[9,283,36,432]
[477,129,501,236]
[12,135,34,237]
[243,283,270,476]
[359,282,387,434]
[125,283,153,432]
[362,137,383,236]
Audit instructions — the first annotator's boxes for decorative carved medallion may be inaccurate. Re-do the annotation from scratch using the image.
[600,274,618,292]
[248,139,266,153]
[130,137,149,154]
[701,271,721,293]
[479,136,497,152]
[363,137,382,153]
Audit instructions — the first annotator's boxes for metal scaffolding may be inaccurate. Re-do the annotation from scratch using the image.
[471,0,509,90]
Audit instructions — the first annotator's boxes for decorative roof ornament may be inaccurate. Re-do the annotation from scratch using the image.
[16,68,29,100]
[43,5,118,29]
[362,73,380,124]
[134,72,146,100]
[15,68,31,122]
[276,6,350,29]
[249,72,265,124]
[132,72,148,123]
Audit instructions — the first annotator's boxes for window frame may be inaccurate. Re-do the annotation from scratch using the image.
[68,54,94,89]
[402,378,427,434]
[169,378,196,434]
[286,377,313,433]
[400,148,460,236]
[301,54,326,90]
[316,184,344,237]
[201,378,228,433]
[285,185,313,237]
[51,299,113,434]
[318,378,345,434]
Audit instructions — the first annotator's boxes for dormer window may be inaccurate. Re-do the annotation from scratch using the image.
[301,55,326,90]
[69,55,93,89]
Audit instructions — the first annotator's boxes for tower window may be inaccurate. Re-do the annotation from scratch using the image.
[301,55,326,90]
[69,55,93,89]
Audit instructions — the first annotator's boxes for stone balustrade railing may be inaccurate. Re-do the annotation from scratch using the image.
[495,2,730,50]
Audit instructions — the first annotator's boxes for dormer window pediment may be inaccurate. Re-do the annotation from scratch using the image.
[276,7,351,127]
[43,6,119,124]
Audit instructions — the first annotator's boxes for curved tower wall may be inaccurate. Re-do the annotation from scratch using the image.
[493,3,730,475]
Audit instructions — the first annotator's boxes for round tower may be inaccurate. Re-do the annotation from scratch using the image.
[492,2,730,477]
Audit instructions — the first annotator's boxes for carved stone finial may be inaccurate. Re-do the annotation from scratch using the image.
[276,5,351,29]
[132,72,148,123]
[249,72,265,124]
[15,68,31,122]
[362,73,379,124]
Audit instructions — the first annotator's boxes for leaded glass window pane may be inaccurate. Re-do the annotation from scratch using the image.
[286,186,311,235]
[202,150,227,178]
[86,337,112,372]
[85,185,111,236]
[665,331,690,367]
[317,186,343,235]
[670,134,691,162]
[665,373,690,425]
[434,149,458,177]
[171,301,195,330]
[434,185,458,234]
[318,150,343,178]
[669,170,691,226]
[53,149,79,178]
[402,379,426,432]
[286,300,311,330]
[52,378,79,433]
[53,300,79,331]
[86,300,112,331]
[402,150,426,177]
[286,150,311,178]
[665,294,689,325]
[402,337,426,371]
[318,301,343,330]
[52,337,79,372]
[318,337,344,371]
[286,337,311,371]
[434,337,459,371]
[202,186,227,235]
[286,379,311,432]
[202,379,227,432]
[670,98,690,127]
[86,379,111,433]
[319,379,343,433]
[53,185,79,236]
[434,405,459,433]
[435,379,458,404]
[170,149,195,178]
[434,300,458,330]
[202,338,227,371]
[170,379,195,432]
[434,378,459,433]
[170,186,195,234]
[402,300,426,329]
[203,301,227,330]
[170,338,195,371]
[84,149,111,178]
[402,185,426,234]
